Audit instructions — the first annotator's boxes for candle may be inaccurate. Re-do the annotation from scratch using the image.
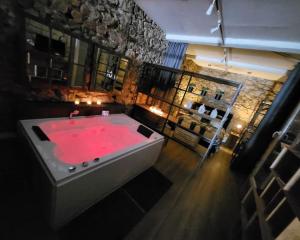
[27,52,30,64]
[74,99,80,105]
[34,65,37,76]
[96,100,102,105]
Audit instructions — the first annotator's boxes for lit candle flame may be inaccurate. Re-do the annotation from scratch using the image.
[149,106,164,116]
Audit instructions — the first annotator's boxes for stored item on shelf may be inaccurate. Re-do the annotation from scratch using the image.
[199,126,206,135]
[198,104,206,114]
[178,117,184,125]
[200,87,208,96]
[185,101,193,109]
[215,90,224,100]
[210,109,218,118]
[187,84,195,92]
[211,119,220,128]
[190,121,197,130]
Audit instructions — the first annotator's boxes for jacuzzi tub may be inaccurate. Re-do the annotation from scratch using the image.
[18,114,164,229]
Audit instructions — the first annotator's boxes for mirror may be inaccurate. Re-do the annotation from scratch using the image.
[91,47,128,92]
[25,18,50,86]
[49,29,71,86]
[25,15,129,92]
[70,38,90,88]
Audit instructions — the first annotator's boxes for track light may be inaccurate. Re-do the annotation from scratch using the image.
[206,0,216,15]
[210,25,220,34]
[210,10,222,34]
[210,23,220,34]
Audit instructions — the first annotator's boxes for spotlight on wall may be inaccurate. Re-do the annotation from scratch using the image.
[206,0,216,15]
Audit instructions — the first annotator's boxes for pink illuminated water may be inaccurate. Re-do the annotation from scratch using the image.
[38,117,146,164]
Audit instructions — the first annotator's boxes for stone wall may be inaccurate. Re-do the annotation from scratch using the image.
[182,58,282,131]
[26,0,167,104]
[29,0,167,63]
[0,0,167,107]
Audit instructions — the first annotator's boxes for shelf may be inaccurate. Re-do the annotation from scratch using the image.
[266,198,295,238]
[181,90,231,108]
[242,187,257,222]
[136,62,242,162]
[260,177,281,208]
[250,178,274,240]
[271,147,300,184]
[244,213,263,240]
[241,102,300,240]
[142,91,227,124]
[283,168,300,220]
[174,104,223,123]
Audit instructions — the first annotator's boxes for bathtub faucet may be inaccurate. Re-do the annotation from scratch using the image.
[69,110,80,119]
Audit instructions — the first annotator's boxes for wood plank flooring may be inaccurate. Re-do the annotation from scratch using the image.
[1,138,241,240]
[126,140,241,240]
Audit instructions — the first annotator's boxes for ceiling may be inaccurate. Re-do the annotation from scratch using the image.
[135,0,300,54]
[186,45,298,81]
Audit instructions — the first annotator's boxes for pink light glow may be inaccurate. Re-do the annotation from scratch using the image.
[39,117,146,164]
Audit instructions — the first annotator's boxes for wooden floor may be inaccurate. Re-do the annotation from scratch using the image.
[1,139,242,240]
[126,140,241,240]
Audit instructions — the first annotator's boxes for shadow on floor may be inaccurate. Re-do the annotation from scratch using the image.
[1,167,172,240]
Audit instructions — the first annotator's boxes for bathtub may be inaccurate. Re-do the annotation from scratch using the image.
[18,114,164,229]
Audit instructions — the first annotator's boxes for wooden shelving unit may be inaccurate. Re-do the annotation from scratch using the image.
[132,62,242,163]
[240,101,300,240]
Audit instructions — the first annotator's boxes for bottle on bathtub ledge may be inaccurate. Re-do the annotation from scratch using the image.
[102,110,110,116]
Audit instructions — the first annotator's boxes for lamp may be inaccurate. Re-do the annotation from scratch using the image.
[206,0,216,15]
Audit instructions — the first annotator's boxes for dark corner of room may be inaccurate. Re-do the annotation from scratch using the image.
[1,0,300,240]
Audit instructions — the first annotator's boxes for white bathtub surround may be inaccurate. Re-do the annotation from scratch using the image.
[18,114,164,229]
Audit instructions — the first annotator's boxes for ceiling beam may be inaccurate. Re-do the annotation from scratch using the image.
[166,34,300,54]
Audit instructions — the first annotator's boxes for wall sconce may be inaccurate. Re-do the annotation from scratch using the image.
[74,99,80,105]
[96,100,102,105]
[87,100,92,105]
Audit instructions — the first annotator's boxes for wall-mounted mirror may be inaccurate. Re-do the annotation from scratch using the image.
[70,38,90,88]
[91,47,129,92]
[24,14,129,93]
[25,18,50,86]
[49,29,71,86]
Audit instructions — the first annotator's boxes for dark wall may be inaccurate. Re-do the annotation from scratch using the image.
[0,1,125,180]
[0,1,26,132]
[231,63,300,173]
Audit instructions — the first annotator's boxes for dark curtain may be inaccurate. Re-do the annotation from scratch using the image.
[162,42,188,69]
[153,42,187,91]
